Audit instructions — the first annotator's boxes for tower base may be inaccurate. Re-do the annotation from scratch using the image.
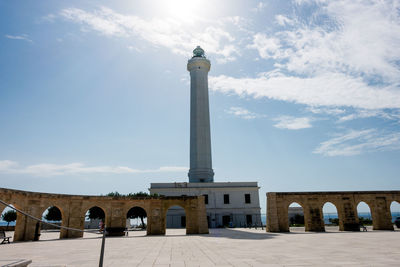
[188,168,214,183]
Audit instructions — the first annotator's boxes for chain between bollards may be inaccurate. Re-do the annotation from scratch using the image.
[99,225,106,267]
[0,199,108,266]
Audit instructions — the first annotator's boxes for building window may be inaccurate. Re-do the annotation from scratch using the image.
[224,194,230,204]
[203,194,208,205]
[245,194,251,204]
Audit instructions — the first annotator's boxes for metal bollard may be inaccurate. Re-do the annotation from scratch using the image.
[99,226,106,267]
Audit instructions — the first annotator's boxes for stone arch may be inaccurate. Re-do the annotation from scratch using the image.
[126,206,148,234]
[164,202,189,214]
[81,204,108,219]
[356,200,372,212]
[390,200,400,210]
[84,206,106,220]
[39,204,65,222]
[321,202,339,231]
[4,201,22,212]
[164,203,188,233]
[287,202,305,232]
[1,202,25,242]
[123,203,149,218]
[0,204,18,230]
[320,199,341,212]
[356,201,373,230]
[39,205,64,240]
[390,200,400,229]
[0,201,21,217]
[83,205,106,236]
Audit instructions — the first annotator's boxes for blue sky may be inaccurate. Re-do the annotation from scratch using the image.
[1,0,400,212]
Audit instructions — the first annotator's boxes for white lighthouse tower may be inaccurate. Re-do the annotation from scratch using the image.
[187,46,214,183]
[150,47,261,228]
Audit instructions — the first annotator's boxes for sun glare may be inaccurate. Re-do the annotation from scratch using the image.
[161,0,202,21]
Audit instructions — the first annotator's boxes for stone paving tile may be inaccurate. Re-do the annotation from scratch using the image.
[0,228,400,266]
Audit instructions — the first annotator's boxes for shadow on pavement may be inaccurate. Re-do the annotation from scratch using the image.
[144,228,277,240]
[205,228,277,240]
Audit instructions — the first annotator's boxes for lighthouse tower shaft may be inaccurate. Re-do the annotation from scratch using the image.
[187,49,214,183]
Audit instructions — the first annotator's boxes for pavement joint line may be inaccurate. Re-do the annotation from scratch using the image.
[193,238,217,265]
[1,228,400,266]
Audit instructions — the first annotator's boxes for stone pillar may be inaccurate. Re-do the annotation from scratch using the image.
[304,200,324,232]
[186,197,209,234]
[64,201,84,238]
[338,198,359,231]
[147,201,164,235]
[371,197,394,230]
[13,200,42,241]
[13,210,27,242]
[266,193,284,232]
[60,213,69,239]
[106,203,126,236]
[187,46,214,183]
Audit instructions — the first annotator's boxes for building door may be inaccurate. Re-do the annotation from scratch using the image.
[222,215,230,226]
[246,215,253,226]
[181,216,186,227]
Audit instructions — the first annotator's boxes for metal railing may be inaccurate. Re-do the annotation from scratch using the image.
[0,199,106,267]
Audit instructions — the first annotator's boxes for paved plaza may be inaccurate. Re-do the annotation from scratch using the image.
[1,227,400,266]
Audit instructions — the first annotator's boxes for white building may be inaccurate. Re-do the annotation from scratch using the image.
[150,47,261,228]
[150,182,261,228]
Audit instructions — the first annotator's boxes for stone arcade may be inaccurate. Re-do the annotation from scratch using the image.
[266,191,400,232]
[0,187,208,241]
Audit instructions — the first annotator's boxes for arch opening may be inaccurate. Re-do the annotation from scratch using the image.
[357,201,372,231]
[1,204,17,242]
[322,202,339,232]
[166,205,187,235]
[84,206,105,238]
[126,206,147,237]
[40,206,63,240]
[390,201,400,230]
[288,202,304,232]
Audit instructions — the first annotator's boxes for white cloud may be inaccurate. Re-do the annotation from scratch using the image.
[242,0,400,112]
[5,34,32,43]
[60,7,240,63]
[0,160,18,170]
[0,160,187,177]
[41,14,56,23]
[253,2,267,12]
[209,72,400,110]
[257,0,400,78]
[247,33,282,59]
[225,107,261,120]
[260,1,400,80]
[337,109,400,123]
[313,129,400,156]
[306,107,346,116]
[273,116,312,130]
[305,106,400,124]
[275,15,294,26]
[294,0,313,5]
[127,45,142,53]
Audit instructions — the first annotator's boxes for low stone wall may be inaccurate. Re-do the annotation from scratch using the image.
[0,225,15,231]
[267,191,400,232]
